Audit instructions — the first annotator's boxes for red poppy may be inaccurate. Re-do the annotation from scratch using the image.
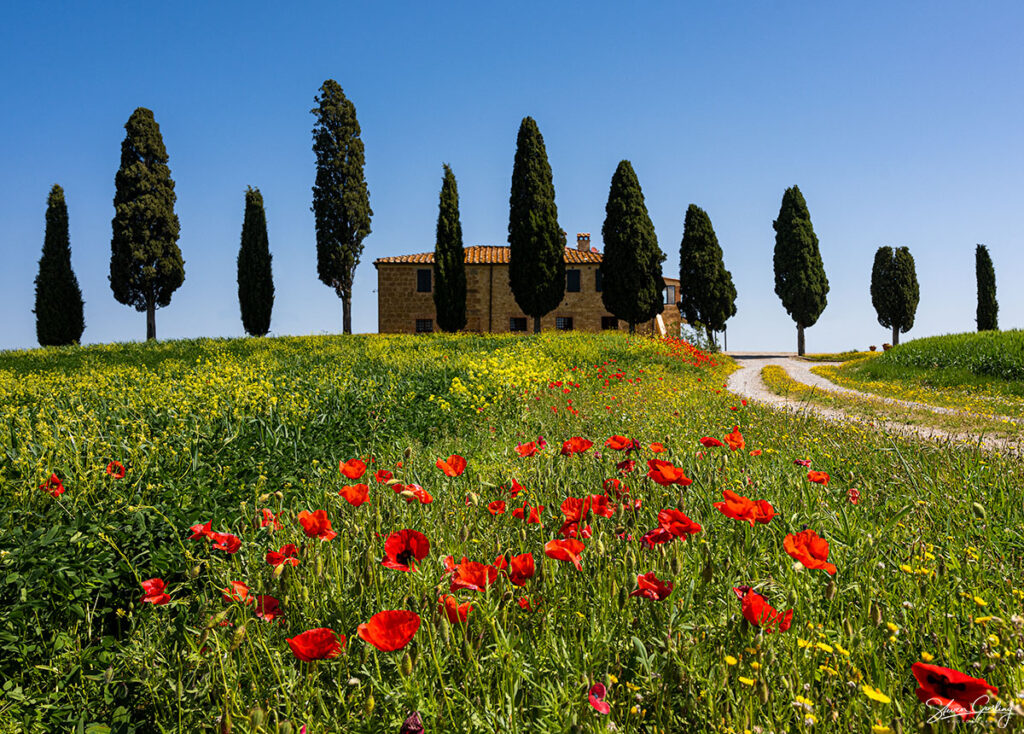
[517,597,534,611]
[374,469,393,483]
[260,508,283,531]
[657,509,703,539]
[254,594,282,621]
[438,595,473,623]
[793,459,811,467]
[847,488,860,505]
[298,510,337,541]
[911,662,998,721]
[749,449,762,457]
[39,473,64,498]
[106,461,126,479]
[223,580,253,605]
[287,627,345,661]
[589,494,615,518]
[807,470,830,485]
[436,454,467,477]
[450,560,500,592]
[339,483,370,507]
[588,682,611,714]
[487,500,506,515]
[602,478,628,498]
[724,426,745,451]
[516,441,539,457]
[560,496,591,523]
[509,477,525,498]
[630,572,674,601]
[605,435,640,452]
[733,587,793,632]
[266,543,299,568]
[511,503,543,524]
[713,489,775,526]
[211,532,242,554]
[699,436,724,448]
[339,458,367,479]
[544,538,586,570]
[506,552,535,586]
[402,484,433,504]
[784,529,837,575]
[561,437,593,456]
[382,529,430,572]
[647,459,693,487]
[357,610,421,651]
[189,521,213,540]
[141,577,170,605]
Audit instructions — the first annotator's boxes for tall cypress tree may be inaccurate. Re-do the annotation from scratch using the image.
[34,184,85,346]
[976,244,998,331]
[600,160,665,334]
[508,116,564,333]
[311,80,372,335]
[110,107,184,341]
[237,186,274,336]
[870,245,919,346]
[433,164,466,332]
[678,204,736,347]
[772,185,828,355]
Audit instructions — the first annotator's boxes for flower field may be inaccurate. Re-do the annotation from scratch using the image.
[2,333,1023,733]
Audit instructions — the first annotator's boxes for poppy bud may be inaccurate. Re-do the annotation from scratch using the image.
[787,589,798,608]
[230,624,247,652]
[400,652,414,677]
[937,557,946,577]
[972,502,986,521]
[190,563,202,579]
[302,586,310,605]
[870,601,883,626]
[274,491,284,499]
[273,563,286,579]
[824,578,837,601]
[459,524,470,542]
[248,706,265,729]
[278,722,293,734]
[843,619,854,639]
[596,538,605,556]
[363,693,376,717]
[404,447,412,459]
[316,556,324,579]
[104,665,114,685]
[701,559,713,584]
[206,610,229,629]
[441,617,450,644]
[757,679,770,704]
[466,492,479,506]
[220,711,232,734]
[259,493,271,503]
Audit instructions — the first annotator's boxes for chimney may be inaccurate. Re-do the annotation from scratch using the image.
[577,232,591,252]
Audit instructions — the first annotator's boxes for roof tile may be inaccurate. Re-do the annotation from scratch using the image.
[375,245,604,266]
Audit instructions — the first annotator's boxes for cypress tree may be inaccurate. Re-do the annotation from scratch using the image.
[433,164,467,332]
[34,184,85,346]
[237,186,274,336]
[678,204,736,347]
[976,244,998,331]
[508,116,564,333]
[870,245,919,346]
[311,80,372,335]
[600,160,666,334]
[110,107,184,341]
[772,185,828,355]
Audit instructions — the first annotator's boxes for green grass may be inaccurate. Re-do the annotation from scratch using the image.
[878,330,1024,381]
[2,333,1022,733]
[800,351,879,363]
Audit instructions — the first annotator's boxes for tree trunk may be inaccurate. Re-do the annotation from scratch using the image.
[342,292,352,335]
[797,324,805,356]
[146,302,156,341]
[629,322,636,335]
[892,324,899,346]
[533,316,541,334]
[706,325,715,349]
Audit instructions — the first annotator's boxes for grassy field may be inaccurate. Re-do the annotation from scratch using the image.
[818,331,1024,422]
[2,333,1023,733]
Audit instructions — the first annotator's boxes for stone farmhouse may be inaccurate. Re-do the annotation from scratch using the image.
[374,233,682,335]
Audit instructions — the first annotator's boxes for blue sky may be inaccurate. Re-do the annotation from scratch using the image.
[1,1,1021,352]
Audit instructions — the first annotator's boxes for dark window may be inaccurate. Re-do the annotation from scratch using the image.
[566,269,581,292]
[417,269,432,293]
[664,285,676,305]
[509,317,528,332]
[415,319,433,333]
[555,316,574,331]
[601,316,619,330]
[595,269,603,292]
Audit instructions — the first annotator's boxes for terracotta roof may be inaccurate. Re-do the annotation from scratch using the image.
[374,245,604,266]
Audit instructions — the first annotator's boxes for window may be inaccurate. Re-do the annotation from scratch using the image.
[415,319,433,333]
[566,269,581,292]
[509,317,528,332]
[601,316,619,330]
[555,316,574,331]
[595,269,603,292]
[664,285,676,305]
[417,269,432,293]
